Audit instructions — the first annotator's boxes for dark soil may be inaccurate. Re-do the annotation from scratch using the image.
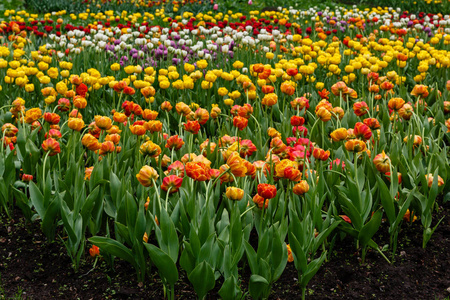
[1,202,449,300]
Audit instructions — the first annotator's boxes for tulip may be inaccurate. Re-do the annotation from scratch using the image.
[290,116,305,126]
[140,140,161,157]
[398,104,413,120]
[68,118,85,131]
[284,167,302,181]
[345,139,366,152]
[161,175,183,193]
[410,85,429,98]
[85,167,94,181]
[94,115,112,130]
[211,105,221,119]
[136,165,159,187]
[239,139,257,157]
[313,148,330,161]
[261,93,278,106]
[287,244,294,263]
[1,123,18,137]
[261,85,274,94]
[226,152,248,177]
[363,118,380,130]
[388,98,405,111]
[354,122,372,141]
[82,134,101,151]
[332,107,345,119]
[403,209,417,222]
[315,106,332,122]
[42,138,61,156]
[45,129,61,140]
[353,101,369,117]
[340,215,352,224]
[184,120,201,134]
[226,187,244,201]
[257,183,277,199]
[233,116,248,131]
[24,108,42,124]
[167,161,185,177]
[252,194,269,209]
[73,96,87,109]
[161,101,173,112]
[175,102,191,116]
[43,112,60,125]
[142,109,158,121]
[329,158,345,170]
[425,174,444,188]
[331,81,348,96]
[385,172,402,184]
[144,120,163,133]
[185,162,210,181]
[280,82,295,95]
[130,125,146,136]
[373,151,390,173]
[89,245,100,258]
[99,141,115,155]
[330,128,348,142]
[22,174,33,182]
[270,137,287,154]
[275,159,298,178]
[403,135,422,147]
[290,97,309,110]
[165,135,184,150]
[293,180,309,195]
[194,108,210,125]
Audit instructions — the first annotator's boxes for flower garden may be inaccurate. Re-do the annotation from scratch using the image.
[0,0,450,299]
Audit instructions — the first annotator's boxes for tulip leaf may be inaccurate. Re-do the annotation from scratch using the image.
[248,274,270,300]
[89,236,136,268]
[376,175,395,225]
[218,275,241,300]
[145,243,179,286]
[42,195,61,241]
[29,181,45,219]
[299,252,327,288]
[188,261,215,300]
[358,210,382,247]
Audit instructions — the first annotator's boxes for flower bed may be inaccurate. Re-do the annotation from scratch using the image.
[0,2,449,299]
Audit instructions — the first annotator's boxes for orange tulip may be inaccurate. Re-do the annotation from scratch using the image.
[136,165,159,187]
[293,180,309,195]
[257,183,277,199]
[373,151,390,173]
[185,162,210,181]
[226,187,244,201]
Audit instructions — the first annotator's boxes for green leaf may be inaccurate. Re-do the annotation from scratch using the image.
[158,208,179,263]
[89,236,136,267]
[42,196,61,241]
[188,261,215,300]
[358,210,382,247]
[12,187,34,222]
[29,181,45,218]
[299,252,327,288]
[248,274,270,300]
[218,275,241,300]
[144,243,179,286]
[243,240,258,274]
[375,175,395,225]
[313,220,341,253]
[390,189,415,234]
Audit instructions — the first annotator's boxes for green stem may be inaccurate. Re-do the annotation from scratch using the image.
[165,187,172,210]
[42,151,50,188]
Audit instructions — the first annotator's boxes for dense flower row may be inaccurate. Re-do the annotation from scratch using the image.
[0,2,449,300]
